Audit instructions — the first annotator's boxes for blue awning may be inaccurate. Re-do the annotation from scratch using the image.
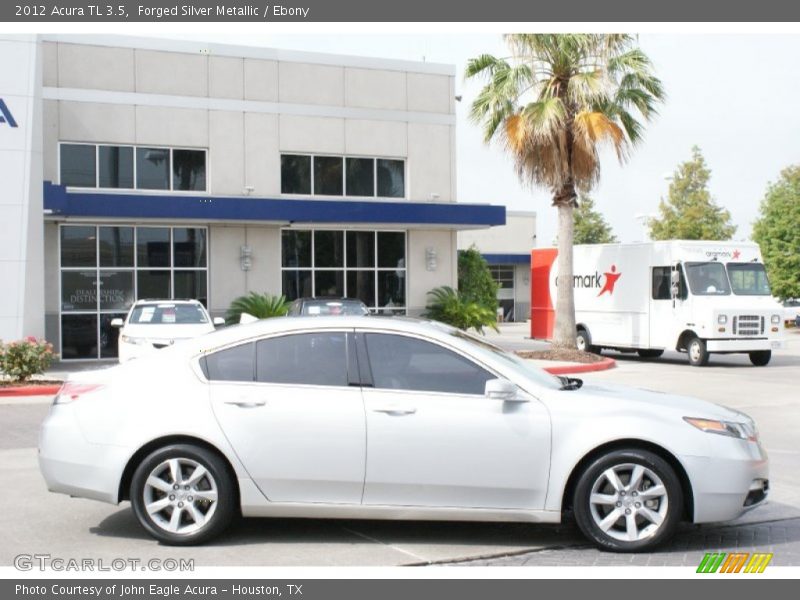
[481,253,531,265]
[44,182,505,228]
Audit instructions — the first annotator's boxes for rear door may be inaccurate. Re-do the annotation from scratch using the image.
[208,330,366,504]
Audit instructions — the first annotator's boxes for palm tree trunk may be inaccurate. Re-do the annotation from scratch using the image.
[553,199,577,349]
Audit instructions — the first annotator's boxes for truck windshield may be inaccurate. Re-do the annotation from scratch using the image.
[685,262,731,296]
[726,263,772,296]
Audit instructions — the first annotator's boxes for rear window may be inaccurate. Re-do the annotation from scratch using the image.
[303,301,368,316]
[129,304,208,325]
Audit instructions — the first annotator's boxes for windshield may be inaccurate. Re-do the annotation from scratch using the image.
[685,262,731,296]
[726,263,772,296]
[445,328,563,391]
[129,304,208,325]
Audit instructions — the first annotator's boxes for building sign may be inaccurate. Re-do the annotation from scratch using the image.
[0,98,18,128]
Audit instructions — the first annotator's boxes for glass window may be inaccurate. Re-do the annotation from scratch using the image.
[100,313,126,359]
[136,147,170,190]
[378,271,405,308]
[346,231,375,268]
[99,226,134,267]
[129,303,208,325]
[282,230,311,268]
[61,271,97,311]
[60,144,96,187]
[727,263,772,296]
[364,334,494,395]
[60,226,97,267]
[281,154,311,194]
[98,271,134,311]
[137,228,171,268]
[377,232,405,268]
[346,157,374,196]
[256,333,349,387]
[98,146,133,188]
[205,343,255,382]
[315,271,345,297]
[313,156,343,196]
[377,159,404,198]
[314,230,344,268]
[685,262,731,296]
[137,270,171,300]
[347,271,375,307]
[174,271,208,305]
[172,149,206,191]
[173,228,207,268]
[61,314,98,360]
[651,267,672,300]
[282,270,313,300]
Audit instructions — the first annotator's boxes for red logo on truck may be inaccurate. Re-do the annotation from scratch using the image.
[598,265,621,296]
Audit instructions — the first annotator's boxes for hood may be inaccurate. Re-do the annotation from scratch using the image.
[121,323,215,341]
[570,381,748,423]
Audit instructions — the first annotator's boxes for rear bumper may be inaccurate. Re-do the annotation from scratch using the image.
[706,338,784,352]
[38,404,130,504]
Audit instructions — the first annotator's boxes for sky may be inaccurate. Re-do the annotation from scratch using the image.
[151,32,800,245]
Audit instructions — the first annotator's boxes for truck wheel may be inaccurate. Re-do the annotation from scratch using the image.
[576,330,596,353]
[637,349,664,359]
[687,337,709,367]
[749,350,771,366]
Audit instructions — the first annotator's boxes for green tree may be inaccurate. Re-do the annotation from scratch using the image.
[226,292,290,324]
[466,34,664,348]
[752,165,800,301]
[649,146,736,240]
[458,246,499,311]
[573,195,618,244]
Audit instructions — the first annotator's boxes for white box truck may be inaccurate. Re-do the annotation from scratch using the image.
[530,240,785,366]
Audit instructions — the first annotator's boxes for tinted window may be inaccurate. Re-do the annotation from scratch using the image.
[377,159,404,198]
[172,150,206,191]
[60,144,96,187]
[137,227,171,267]
[685,262,731,296]
[727,263,772,296]
[652,267,671,300]
[281,154,311,194]
[205,343,255,382]
[136,147,170,190]
[98,146,133,188]
[99,226,134,267]
[346,158,374,196]
[313,156,343,195]
[60,226,97,267]
[365,334,494,395]
[257,333,349,387]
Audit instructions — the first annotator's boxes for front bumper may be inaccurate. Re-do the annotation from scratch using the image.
[38,404,130,504]
[706,338,784,352]
[681,439,769,523]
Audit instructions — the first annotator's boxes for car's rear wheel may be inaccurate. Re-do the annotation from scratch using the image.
[749,350,771,366]
[573,449,683,552]
[576,329,596,353]
[131,444,236,545]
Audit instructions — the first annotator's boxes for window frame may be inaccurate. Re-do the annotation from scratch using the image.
[358,330,499,397]
[58,142,208,194]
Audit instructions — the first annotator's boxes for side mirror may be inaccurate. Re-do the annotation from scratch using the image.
[485,378,526,402]
[110,318,124,328]
[213,317,225,326]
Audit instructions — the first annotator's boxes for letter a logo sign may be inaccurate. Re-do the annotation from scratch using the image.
[0,98,19,128]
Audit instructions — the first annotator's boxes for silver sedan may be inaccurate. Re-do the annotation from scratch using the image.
[39,316,768,552]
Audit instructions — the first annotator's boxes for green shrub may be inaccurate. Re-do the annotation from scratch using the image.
[0,337,57,382]
[458,247,499,311]
[423,286,499,334]
[226,292,290,324]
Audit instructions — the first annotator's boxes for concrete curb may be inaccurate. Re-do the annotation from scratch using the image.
[0,384,61,398]
[542,356,616,375]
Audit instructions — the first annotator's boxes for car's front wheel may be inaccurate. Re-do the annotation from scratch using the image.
[749,350,771,366]
[130,444,236,545]
[572,449,683,552]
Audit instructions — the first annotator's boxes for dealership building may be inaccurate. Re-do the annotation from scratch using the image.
[1,34,515,361]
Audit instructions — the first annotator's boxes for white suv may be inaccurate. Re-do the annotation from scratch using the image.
[112,300,224,363]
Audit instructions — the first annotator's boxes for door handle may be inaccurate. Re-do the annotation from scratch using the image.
[224,399,266,408]
[372,405,417,415]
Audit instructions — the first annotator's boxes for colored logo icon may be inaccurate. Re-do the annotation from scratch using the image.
[696,552,773,573]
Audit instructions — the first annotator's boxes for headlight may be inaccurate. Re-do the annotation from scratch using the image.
[120,335,147,345]
[684,417,757,441]
[717,315,728,324]
[771,314,781,324]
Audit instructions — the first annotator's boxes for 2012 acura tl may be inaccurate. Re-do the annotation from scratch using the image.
[39,316,769,552]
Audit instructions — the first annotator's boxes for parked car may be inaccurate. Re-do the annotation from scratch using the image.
[40,317,768,552]
[112,299,224,363]
[782,298,800,326]
[287,297,369,316]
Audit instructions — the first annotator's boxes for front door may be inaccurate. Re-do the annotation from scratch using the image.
[208,330,366,504]
[358,331,551,510]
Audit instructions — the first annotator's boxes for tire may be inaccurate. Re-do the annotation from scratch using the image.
[749,350,771,367]
[637,349,664,359]
[686,336,709,367]
[130,444,236,545]
[572,448,683,552]
[576,329,596,353]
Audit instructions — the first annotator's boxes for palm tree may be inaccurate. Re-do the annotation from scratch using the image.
[466,34,664,348]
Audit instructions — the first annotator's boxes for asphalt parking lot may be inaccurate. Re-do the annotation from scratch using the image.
[1,328,798,567]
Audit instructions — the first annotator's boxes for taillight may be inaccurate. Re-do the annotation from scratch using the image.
[53,382,106,404]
